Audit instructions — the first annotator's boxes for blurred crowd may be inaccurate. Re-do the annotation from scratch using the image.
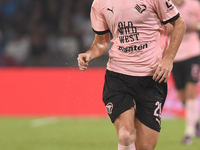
[0,0,109,67]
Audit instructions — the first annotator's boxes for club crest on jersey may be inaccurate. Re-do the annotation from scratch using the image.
[106,102,113,114]
[135,4,146,13]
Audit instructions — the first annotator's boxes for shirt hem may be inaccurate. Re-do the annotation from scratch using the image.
[106,67,154,77]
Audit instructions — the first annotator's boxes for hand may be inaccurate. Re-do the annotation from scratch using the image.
[151,58,173,83]
[77,53,92,71]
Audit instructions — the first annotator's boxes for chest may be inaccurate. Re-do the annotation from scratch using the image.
[103,0,157,28]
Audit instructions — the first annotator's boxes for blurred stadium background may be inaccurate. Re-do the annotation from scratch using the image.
[0,0,200,150]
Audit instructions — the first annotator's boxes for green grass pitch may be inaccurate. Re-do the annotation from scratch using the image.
[0,117,200,150]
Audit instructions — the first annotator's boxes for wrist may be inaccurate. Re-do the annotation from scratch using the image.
[86,51,93,60]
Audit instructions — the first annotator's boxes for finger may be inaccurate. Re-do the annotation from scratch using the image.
[164,72,171,83]
[78,57,88,66]
[77,54,89,71]
[79,66,87,71]
[77,55,87,64]
[78,63,88,69]
[152,66,162,80]
[158,71,167,83]
[79,68,85,71]
[152,69,158,80]
[150,63,158,69]
[79,61,88,66]
[152,72,158,80]
[155,70,164,82]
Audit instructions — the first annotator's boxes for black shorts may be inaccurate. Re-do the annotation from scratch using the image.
[103,70,167,132]
[172,56,200,90]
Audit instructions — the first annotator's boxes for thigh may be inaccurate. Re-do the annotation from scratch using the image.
[173,56,200,90]
[103,70,135,123]
[134,77,167,132]
[114,107,136,131]
[135,118,159,150]
[114,107,136,145]
[177,82,197,105]
[185,56,200,83]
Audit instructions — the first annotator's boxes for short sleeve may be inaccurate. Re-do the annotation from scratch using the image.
[90,0,110,35]
[153,0,180,25]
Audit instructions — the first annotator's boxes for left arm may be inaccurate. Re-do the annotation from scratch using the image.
[151,16,186,83]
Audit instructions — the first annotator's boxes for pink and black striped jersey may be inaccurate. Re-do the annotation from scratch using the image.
[91,0,179,76]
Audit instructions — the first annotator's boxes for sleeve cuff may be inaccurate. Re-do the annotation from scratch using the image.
[92,28,110,35]
[162,13,180,25]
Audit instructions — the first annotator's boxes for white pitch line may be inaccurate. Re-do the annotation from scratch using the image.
[30,117,58,127]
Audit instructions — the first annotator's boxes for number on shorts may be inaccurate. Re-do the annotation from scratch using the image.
[154,101,162,118]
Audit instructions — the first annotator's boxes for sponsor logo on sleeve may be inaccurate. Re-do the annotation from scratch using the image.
[165,0,175,13]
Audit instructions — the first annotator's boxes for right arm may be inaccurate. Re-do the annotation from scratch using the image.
[77,32,110,71]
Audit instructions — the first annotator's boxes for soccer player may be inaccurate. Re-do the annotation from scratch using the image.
[77,0,186,149]
[167,0,200,145]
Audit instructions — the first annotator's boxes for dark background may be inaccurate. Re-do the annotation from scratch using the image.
[0,0,109,67]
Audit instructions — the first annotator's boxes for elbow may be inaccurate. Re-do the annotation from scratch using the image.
[169,16,186,35]
[179,16,186,33]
